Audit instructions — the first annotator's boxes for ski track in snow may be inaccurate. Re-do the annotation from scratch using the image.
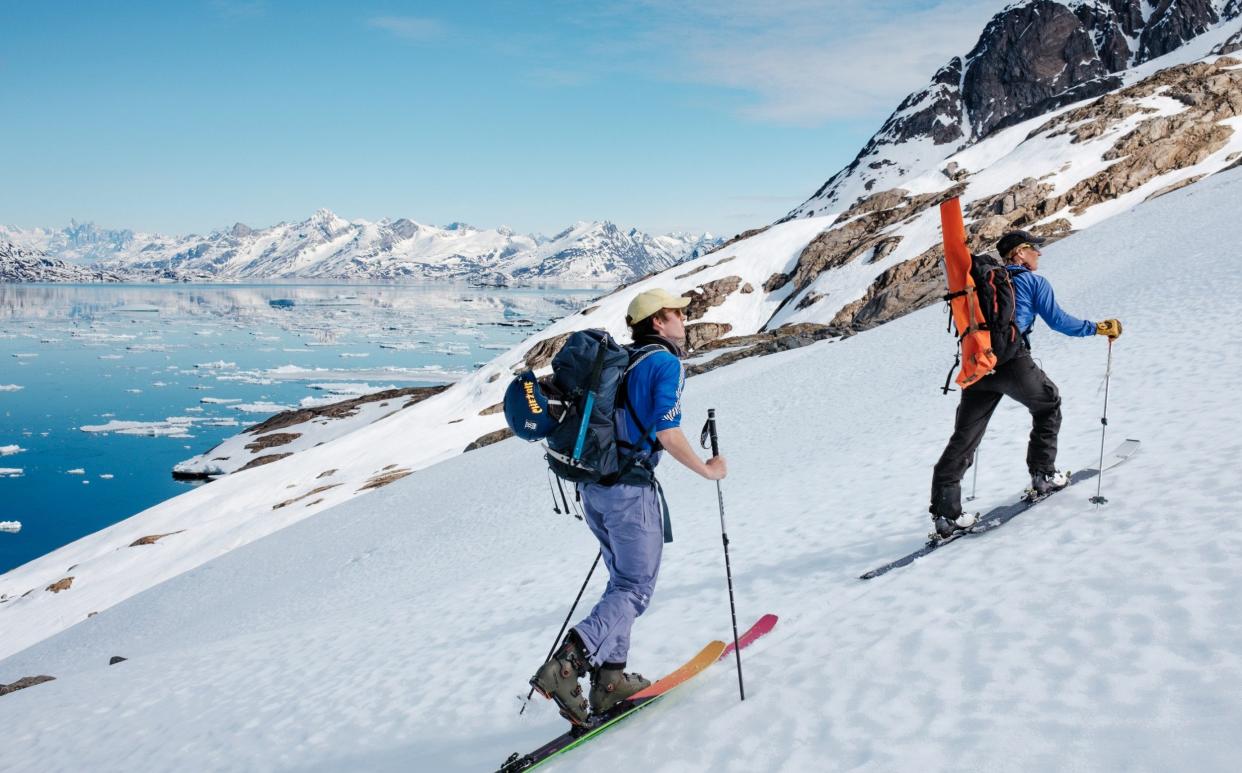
[2,175,1242,770]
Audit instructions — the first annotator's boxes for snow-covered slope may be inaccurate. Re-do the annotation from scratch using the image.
[0,214,718,286]
[2,167,1240,772]
[3,37,1241,666]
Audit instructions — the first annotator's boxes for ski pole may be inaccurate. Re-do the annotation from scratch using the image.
[967,445,980,502]
[701,409,745,701]
[519,550,602,715]
[1090,338,1115,505]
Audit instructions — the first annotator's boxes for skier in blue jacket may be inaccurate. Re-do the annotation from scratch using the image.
[929,230,1123,539]
[530,288,727,725]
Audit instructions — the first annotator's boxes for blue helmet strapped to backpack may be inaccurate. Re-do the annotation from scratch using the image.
[503,370,559,441]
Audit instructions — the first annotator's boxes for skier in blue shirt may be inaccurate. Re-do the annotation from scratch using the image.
[929,230,1123,539]
[530,288,727,725]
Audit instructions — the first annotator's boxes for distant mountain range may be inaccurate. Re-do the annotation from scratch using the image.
[0,212,719,285]
[0,241,126,283]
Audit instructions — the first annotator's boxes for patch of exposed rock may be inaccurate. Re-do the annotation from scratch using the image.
[0,675,55,697]
[683,276,742,321]
[46,577,74,593]
[129,531,184,547]
[465,428,513,452]
[686,324,845,377]
[243,386,446,436]
[784,185,963,303]
[236,453,293,472]
[357,469,412,492]
[244,432,301,452]
[522,332,573,371]
[686,322,734,351]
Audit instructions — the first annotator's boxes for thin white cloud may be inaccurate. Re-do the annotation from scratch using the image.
[366,15,446,42]
[565,0,1011,125]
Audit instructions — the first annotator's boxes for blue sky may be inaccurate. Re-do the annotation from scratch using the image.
[0,0,1005,238]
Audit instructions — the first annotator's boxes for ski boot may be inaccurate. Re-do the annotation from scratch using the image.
[589,663,650,715]
[931,512,978,541]
[930,483,976,541]
[1029,470,1070,499]
[530,631,591,725]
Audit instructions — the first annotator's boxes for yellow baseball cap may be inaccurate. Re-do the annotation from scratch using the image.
[626,288,691,325]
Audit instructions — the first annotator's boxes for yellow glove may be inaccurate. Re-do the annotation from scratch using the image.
[1095,319,1122,339]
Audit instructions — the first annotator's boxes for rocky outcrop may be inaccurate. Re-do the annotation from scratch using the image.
[830,247,943,331]
[465,428,513,452]
[129,531,184,547]
[46,577,74,593]
[244,432,301,452]
[683,276,742,321]
[235,453,293,472]
[785,185,963,301]
[0,675,55,697]
[357,469,412,491]
[686,324,845,377]
[523,332,573,371]
[1037,57,1241,214]
[686,322,734,351]
[241,387,445,437]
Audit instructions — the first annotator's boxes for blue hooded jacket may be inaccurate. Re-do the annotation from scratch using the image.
[1006,265,1095,339]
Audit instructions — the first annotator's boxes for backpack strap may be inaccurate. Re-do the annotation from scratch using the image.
[603,345,666,484]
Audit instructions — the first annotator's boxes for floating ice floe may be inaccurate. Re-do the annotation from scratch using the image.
[200,397,242,404]
[99,355,123,360]
[0,521,20,533]
[0,385,23,392]
[194,361,237,370]
[99,474,114,479]
[0,445,24,456]
[66,468,86,475]
[79,418,197,438]
[229,402,293,414]
[340,353,370,358]
[0,468,23,478]
[261,364,465,382]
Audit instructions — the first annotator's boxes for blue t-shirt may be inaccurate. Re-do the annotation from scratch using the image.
[1006,265,1095,338]
[617,348,683,468]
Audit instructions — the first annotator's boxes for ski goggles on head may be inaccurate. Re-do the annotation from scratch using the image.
[1014,243,1040,253]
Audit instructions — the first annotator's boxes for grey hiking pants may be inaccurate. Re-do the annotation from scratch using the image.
[572,481,664,667]
[931,352,1062,513]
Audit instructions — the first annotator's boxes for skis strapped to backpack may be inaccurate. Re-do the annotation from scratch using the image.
[939,198,1024,394]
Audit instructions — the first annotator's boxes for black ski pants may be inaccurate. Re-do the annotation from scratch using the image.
[931,353,1061,509]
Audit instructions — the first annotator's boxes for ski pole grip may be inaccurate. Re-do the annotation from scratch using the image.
[707,408,720,457]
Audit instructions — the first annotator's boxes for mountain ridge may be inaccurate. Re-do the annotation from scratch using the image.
[0,214,719,286]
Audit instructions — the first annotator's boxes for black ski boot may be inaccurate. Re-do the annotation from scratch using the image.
[930,483,977,540]
[530,631,591,725]
[1030,470,1069,498]
[589,662,650,715]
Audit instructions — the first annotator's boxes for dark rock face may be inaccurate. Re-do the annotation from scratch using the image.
[788,0,1237,216]
[963,2,1111,141]
[1137,0,1221,62]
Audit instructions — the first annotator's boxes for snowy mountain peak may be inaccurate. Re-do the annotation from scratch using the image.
[787,0,1242,218]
